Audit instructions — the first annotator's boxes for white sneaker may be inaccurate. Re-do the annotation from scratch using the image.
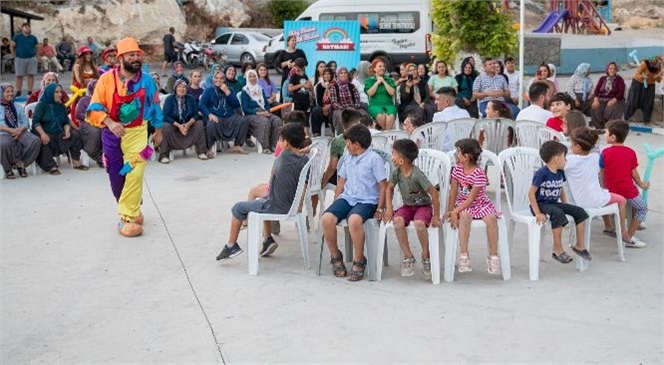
[197,153,208,160]
[159,156,170,164]
[486,255,501,275]
[457,254,472,273]
[624,236,647,248]
[638,222,646,230]
[401,257,415,277]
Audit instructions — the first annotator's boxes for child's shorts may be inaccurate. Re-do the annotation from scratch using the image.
[325,198,377,224]
[627,195,647,222]
[231,198,267,220]
[532,202,588,229]
[394,204,433,226]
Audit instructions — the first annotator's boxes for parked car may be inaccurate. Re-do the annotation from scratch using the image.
[209,31,271,66]
[264,34,284,69]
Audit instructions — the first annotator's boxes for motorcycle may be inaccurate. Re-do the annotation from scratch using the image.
[178,39,203,68]
[200,44,228,71]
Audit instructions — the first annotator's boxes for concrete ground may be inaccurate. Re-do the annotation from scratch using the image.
[1,130,663,363]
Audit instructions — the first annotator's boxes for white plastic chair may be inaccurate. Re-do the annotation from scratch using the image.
[471,118,516,154]
[443,150,511,282]
[373,130,409,154]
[247,149,316,275]
[564,182,625,272]
[443,118,477,152]
[377,149,451,284]
[410,122,448,151]
[370,135,388,151]
[538,125,566,147]
[305,137,331,241]
[23,102,39,176]
[514,120,544,149]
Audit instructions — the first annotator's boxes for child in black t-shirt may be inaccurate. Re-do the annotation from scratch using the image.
[288,57,313,115]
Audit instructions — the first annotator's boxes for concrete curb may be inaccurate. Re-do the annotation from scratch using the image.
[629,124,664,136]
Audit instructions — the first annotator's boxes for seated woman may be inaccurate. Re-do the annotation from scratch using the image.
[0,83,41,179]
[523,63,556,102]
[241,70,282,154]
[224,65,243,94]
[198,70,250,156]
[329,67,364,135]
[365,59,397,130]
[27,72,70,106]
[31,83,87,175]
[256,62,280,112]
[159,79,208,163]
[591,62,626,130]
[398,63,435,124]
[237,61,255,88]
[454,59,478,118]
[165,61,189,94]
[310,67,333,137]
[187,69,204,101]
[566,63,595,116]
[74,79,103,167]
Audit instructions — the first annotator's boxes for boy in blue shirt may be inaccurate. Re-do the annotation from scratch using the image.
[321,124,388,281]
[528,141,591,263]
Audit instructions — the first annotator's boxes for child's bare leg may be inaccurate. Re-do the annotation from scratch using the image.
[322,212,340,257]
[228,216,243,244]
[312,194,319,214]
[347,214,366,262]
[263,220,272,238]
[482,214,499,256]
[615,199,631,241]
[458,212,472,254]
[573,221,586,250]
[394,216,414,258]
[552,226,564,255]
[248,183,268,200]
[628,216,641,238]
[413,220,430,259]
[602,214,614,231]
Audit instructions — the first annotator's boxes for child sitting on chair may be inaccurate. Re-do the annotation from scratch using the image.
[529,140,591,264]
[546,92,574,132]
[384,139,440,279]
[446,139,502,275]
[565,127,632,244]
[321,108,363,188]
[600,120,649,248]
[402,113,426,147]
[216,123,309,261]
[321,124,388,282]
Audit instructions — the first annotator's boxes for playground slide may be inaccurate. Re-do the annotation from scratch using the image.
[532,10,567,33]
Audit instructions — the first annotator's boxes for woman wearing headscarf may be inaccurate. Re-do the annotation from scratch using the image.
[0,83,41,179]
[365,58,397,130]
[566,63,595,116]
[455,58,479,118]
[26,72,70,106]
[199,70,250,156]
[590,62,626,129]
[625,56,663,125]
[240,70,282,153]
[74,79,104,167]
[329,66,364,134]
[32,83,87,175]
[160,79,208,163]
[165,61,189,94]
[310,67,333,137]
[547,63,560,91]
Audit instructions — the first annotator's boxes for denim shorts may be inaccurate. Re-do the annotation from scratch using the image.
[325,198,377,224]
[231,198,267,220]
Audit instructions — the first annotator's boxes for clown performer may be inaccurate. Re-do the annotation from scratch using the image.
[87,37,163,237]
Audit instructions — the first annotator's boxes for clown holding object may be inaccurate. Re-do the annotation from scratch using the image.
[86,37,163,237]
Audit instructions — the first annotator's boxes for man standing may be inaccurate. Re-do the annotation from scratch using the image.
[504,56,520,105]
[10,23,39,97]
[161,27,178,77]
[473,58,519,118]
[516,82,553,124]
[56,36,75,71]
[86,37,163,237]
[38,38,64,73]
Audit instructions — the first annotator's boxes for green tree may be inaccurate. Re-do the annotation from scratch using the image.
[269,0,310,28]
[431,0,518,62]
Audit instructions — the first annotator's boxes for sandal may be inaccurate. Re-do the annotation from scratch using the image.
[73,165,89,171]
[347,256,367,282]
[330,253,347,277]
[49,168,61,176]
[17,167,28,177]
[602,229,616,238]
[571,246,592,261]
[5,170,16,179]
[552,251,573,264]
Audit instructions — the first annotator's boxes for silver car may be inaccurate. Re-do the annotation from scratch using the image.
[209,31,271,65]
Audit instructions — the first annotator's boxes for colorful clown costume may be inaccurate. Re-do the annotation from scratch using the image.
[87,67,163,237]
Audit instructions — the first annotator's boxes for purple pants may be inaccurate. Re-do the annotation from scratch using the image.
[102,127,125,201]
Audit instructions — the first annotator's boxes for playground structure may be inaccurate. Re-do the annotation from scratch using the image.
[533,0,611,35]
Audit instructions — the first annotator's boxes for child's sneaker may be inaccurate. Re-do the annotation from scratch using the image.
[216,243,243,261]
[422,258,432,280]
[401,257,416,277]
[260,236,278,257]
[457,254,472,273]
[624,236,647,248]
[486,255,501,275]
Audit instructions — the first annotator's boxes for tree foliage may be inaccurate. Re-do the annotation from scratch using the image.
[431,0,518,63]
[268,0,310,28]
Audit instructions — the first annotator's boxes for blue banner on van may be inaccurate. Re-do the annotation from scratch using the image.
[284,21,361,79]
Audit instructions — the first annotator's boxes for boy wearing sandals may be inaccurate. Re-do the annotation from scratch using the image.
[383,139,440,279]
[529,140,591,264]
[216,123,308,261]
[321,124,388,281]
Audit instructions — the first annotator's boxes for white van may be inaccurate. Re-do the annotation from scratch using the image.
[265,0,432,69]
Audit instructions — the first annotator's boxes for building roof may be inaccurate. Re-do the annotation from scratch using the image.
[1,7,45,21]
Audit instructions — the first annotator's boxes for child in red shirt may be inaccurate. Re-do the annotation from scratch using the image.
[546,92,574,132]
[599,120,649,247]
